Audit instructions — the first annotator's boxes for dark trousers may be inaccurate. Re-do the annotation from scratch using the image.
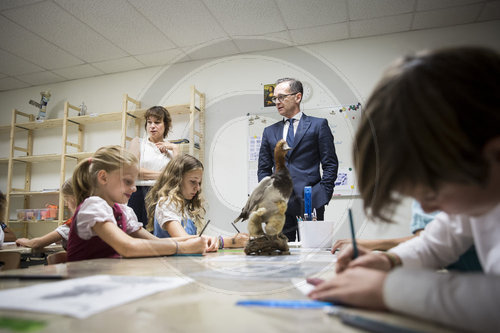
[127,186,151,228]
[282,206,325,242]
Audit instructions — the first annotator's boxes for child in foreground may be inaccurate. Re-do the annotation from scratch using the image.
[16,179,76,250]
[66,146,208,261]
[308,47,500,332]
[146,154,248,250]
[332,201,481,271]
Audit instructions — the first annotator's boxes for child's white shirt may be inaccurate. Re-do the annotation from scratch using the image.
[155,198,191,229]
[74,196,142,240]
[55,224,70,241]
[385,203,500,331]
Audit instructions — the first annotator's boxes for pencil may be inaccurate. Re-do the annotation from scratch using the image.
[348,208,358,259]
[231,222,240,233]
[199,219,211,236]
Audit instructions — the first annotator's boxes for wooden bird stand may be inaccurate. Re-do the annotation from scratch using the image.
[244,233,290,256]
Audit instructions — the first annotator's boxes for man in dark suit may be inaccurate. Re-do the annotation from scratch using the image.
[258,78,338,241]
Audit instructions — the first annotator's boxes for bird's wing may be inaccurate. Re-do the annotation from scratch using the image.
[234,176,273,222]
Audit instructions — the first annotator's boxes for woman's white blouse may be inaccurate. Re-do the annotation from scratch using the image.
[137,135,172,186]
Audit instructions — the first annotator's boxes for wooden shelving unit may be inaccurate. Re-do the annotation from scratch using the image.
[3,86,205,237]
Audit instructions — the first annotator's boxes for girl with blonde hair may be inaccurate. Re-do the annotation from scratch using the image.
[146,154,248,250]
[66,146,207,262]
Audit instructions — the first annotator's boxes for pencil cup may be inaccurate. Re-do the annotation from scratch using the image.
[298,220,335,249]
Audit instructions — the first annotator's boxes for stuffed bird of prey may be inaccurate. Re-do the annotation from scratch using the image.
[234,139,293,237]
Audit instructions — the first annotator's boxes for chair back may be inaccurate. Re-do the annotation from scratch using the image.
[47,251,67,265]
[0,252,21,271]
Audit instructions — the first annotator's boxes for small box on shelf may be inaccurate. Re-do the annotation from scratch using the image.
[46,204,58,219]
[16,208,57,221]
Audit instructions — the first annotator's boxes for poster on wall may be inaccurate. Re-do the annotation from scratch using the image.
[333,167,357,196]
[248,135,261,162]
[247,114,276,196]
[263,84,276,107]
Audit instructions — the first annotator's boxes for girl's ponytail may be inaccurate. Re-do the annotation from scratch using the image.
[72,146,138,206]
[73,158,93,206]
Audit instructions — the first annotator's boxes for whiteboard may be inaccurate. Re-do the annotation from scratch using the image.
[247,103,361,197]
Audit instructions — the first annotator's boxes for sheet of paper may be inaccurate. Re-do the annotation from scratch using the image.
[248,136,261,162]
[207,251,336,263]
[191,263,326,281]
[291,278,316,295]
[0,275,192,319]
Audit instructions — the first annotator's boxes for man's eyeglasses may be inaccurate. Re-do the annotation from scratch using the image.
[271,92,298,103]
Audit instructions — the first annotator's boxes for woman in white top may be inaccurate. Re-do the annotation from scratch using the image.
[128,106,179,228]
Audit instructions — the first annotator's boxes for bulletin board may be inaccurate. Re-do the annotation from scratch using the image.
[247,114,278,196]
[247,103,362,198]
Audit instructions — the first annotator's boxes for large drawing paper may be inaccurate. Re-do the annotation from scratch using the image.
[0,275,192,318]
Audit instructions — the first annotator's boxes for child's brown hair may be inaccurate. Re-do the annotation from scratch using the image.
[354,46,500,222]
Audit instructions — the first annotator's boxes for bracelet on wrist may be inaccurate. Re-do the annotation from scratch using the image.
[383,252,400,269]
[173,240,179,255]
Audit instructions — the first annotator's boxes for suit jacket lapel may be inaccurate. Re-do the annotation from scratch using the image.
[290,114,311,156]
[274,120,284,143]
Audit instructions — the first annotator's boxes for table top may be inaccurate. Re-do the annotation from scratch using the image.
[0,248,453,333]
[0,242,63,255]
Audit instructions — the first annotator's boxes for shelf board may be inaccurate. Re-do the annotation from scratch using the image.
[5,103,192,132]
[10,152,95,163]
[14,118,63,130]
[0,157,8,163]
[66,151,93,159]
[9,190,59,196]
[126,104,191,118]
[67,112,123,125]
[168,104,192,115]
[177,142,200,153]
[13,153,61,163]
[65,104,191,125]
[9,220,61,224]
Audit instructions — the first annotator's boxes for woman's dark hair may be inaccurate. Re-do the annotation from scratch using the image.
[144,106,172,138]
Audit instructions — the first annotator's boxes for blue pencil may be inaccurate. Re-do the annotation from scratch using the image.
[348,209,358,259]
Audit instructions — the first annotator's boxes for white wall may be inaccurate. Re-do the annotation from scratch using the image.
[1,21,499,239]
